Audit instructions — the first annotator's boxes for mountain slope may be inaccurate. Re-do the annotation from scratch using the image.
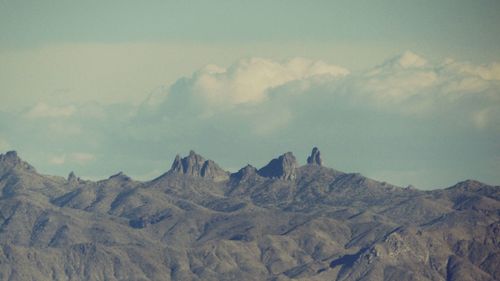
[0,149,498,281]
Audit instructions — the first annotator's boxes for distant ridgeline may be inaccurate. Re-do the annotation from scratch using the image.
[0,148,498,281]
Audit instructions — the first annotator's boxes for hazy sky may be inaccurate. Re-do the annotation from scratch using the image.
[1,0,499,189]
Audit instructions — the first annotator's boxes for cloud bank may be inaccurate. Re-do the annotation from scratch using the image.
[146,51,499,132]
[2,51,499,188]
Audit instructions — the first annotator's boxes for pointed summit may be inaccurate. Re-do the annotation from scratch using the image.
[67,171,79,184]
[170,151,206,177]
[258,152,297,180]
[171,154,182,171]
[307,147,322,166]
[0,151,36,173]
[5,151,17,158]
[169,151,228,181]
[1,151,21,166]
[201,159,229,181]
[231,164,258,182]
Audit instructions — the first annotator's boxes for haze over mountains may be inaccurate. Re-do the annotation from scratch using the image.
[0,148,498,281]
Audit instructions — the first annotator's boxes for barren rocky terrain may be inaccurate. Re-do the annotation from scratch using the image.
[0,148,498,281]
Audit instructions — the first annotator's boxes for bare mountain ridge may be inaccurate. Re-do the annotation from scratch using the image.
[0,149,498,281]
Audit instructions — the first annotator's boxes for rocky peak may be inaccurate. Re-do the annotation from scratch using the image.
[231,164,258,182]
[201,160,229,181]
[170,151,228,181]
[4,150,18,159]
[67,171,79,184]
[0,151,36,173]
[171,155,182,171]
[307,147,322,166]
[257,152,297,180]
[109,172,131,181]
[171,151,204,176]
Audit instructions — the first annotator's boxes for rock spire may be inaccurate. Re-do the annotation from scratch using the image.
[170,150,229,181]
[307,147,322,166]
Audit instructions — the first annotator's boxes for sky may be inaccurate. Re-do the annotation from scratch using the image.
[0,0,499,189]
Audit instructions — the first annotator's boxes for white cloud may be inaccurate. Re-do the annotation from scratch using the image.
[26,102,76,118]
[336,52,500,123]
[393,51,428,68]
[361,70,438,106]
[181,57,349,111]
[447,61,500,81]
[146,53,500,135]
[368,51,427,76]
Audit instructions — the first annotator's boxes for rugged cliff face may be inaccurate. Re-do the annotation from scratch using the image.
[0,148,498,281]
[257,152,298,181]
[170,150,229,181]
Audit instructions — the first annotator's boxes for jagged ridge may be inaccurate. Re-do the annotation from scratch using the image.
[0,149,498,281]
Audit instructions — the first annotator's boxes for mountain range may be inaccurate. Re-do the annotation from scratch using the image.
[0,148,498,281]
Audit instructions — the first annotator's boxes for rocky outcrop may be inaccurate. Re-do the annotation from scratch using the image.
[0,149,498,281]
[257,152,297,180]
[201,159,229,181]
[171,151,205,176]
[67,171,79,185]
[231,164,258,182]
[0,151,36,174]
[307,147,322,166]
[170,150,229,181]
[108,171,131,181]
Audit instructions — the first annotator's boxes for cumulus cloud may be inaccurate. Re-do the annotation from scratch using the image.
[147,51,499,133]
[163,57,349,113]
[26,102,76,118]
[377,50,428,69]
[336,51,500,125]
[16,52,499,153]
[447,61,500,81]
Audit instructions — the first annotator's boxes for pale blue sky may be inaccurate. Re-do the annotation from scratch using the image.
[0,1,499,188]
[1,0,500,62]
